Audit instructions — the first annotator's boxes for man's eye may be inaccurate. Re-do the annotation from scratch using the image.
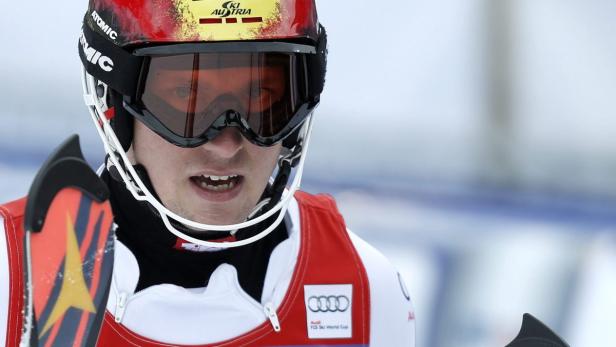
[254,87,272,97]
[250,87,272,99]
[173,86,191,99]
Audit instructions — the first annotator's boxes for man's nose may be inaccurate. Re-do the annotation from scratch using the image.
[201,127,244,159]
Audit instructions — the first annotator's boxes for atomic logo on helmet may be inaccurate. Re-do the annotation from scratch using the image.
[79,31,114,72]
[91,10,118,40]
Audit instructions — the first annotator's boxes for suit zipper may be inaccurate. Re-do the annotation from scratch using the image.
[263,302,281,332]
[115,292,128,323]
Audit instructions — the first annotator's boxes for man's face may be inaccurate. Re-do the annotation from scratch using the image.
[132,123,281,226]
[130,63,284,226]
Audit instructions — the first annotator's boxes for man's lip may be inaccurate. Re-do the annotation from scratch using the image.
[189,171,243,178]
[189,176,244,202]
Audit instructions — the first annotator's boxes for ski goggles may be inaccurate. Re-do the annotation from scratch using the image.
[124,45,315,147]
[80,19,324,148]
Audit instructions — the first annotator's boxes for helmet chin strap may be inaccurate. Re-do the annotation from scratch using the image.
[82,67,316,249]
[266,139,304,211]
[105,135,303,240]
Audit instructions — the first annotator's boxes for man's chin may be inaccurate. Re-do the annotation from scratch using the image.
[183,207,248,227]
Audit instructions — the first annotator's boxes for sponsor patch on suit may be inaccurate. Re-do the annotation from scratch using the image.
[304,284,353,339]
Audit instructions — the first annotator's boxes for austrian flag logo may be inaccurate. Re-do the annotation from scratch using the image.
[199,1,263,24]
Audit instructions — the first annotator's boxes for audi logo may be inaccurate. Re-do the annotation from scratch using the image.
[307,295,350,313]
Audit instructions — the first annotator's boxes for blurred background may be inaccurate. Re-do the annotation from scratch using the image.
[1,0,615,346]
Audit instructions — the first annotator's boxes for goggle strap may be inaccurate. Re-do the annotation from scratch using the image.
[110,91,134,151]
[308,24,328,99]
[79,18,143,97]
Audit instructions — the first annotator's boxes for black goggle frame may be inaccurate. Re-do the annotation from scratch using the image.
[79,21,327,148]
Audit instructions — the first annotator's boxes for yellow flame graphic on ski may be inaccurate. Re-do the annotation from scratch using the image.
[40,213,96,337]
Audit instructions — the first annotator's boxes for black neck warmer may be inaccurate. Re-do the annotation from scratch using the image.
[102,170,289,302]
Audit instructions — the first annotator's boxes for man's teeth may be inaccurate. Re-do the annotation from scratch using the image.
[204,174,238,181]
[198,180,236,191]
[195,174,239,192]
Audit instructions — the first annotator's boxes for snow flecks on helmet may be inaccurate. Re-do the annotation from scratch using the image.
[87,0,320,46]
[91,0,182,45]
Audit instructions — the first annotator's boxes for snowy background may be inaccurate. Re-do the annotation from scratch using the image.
[2,1,616,346]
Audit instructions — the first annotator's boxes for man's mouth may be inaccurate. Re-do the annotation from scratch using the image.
[190,174,243,193]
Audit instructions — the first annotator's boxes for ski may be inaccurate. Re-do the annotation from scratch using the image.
[20,135,115,347]
[506,313,570,347]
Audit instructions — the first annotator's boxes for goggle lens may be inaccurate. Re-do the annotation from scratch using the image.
[135,52,309,146]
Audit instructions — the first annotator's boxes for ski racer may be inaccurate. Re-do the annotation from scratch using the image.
[0,0,416,345]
